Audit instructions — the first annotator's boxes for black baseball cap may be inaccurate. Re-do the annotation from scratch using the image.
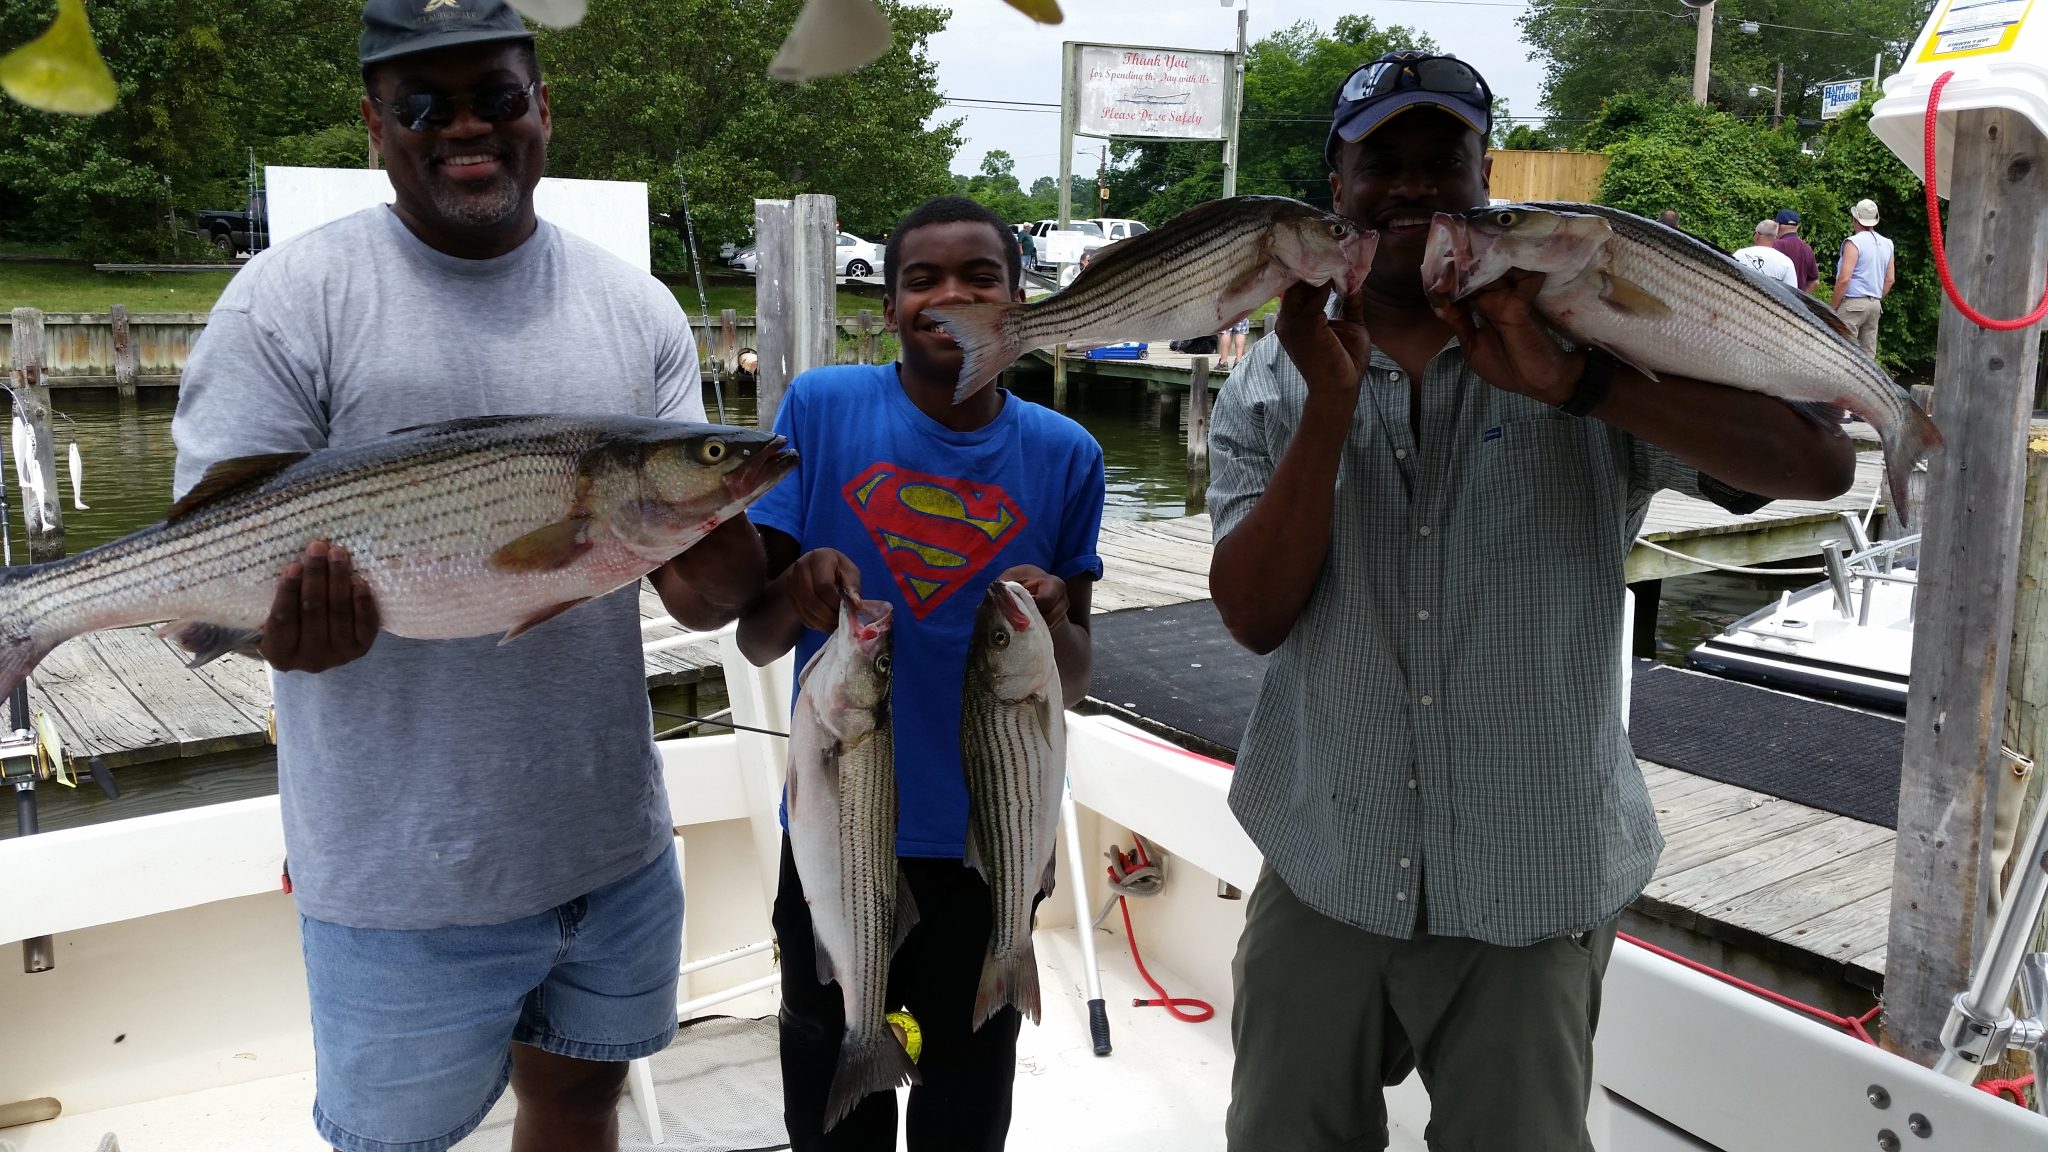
[360,0,534,67]
[1326,51,1493,169]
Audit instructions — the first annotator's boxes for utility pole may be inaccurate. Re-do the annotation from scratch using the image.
[1691,0,1715,105]
[1221,2,1247,198]
[1773,61,1784,128]
[1097,144,1108,214]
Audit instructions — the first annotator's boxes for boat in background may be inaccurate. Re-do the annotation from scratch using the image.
[1687,515,1916,714]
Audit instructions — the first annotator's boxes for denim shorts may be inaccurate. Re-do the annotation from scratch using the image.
[299,840,683,1152]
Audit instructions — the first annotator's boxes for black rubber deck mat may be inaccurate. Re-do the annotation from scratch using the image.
[1628,663,1904,828]
[1088,601,1905,828]
[1086,599,1266,757]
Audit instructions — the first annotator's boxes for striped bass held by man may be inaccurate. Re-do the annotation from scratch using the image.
[960,579,1066,1028]
[924,195,1380,403]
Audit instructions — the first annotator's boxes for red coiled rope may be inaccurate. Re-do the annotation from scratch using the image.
[1923,69,2048,329]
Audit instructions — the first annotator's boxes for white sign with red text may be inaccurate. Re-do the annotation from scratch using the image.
[1073,45,1232,141]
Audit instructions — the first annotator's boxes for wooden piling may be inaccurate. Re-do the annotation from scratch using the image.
[1883,109,2048,1066]
[754,200,794,428]
[8,308,65,561]
[719,308,738,375]
[791,194,837,380]
[109,304,137,398]
[1186,356,1212,512]
[856,309,876,365]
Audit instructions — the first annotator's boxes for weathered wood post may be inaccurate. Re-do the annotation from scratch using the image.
[109,304,137,398]
[792,194,837,377]
[754,199,795,428]
[1186,356,1212,513]
[857,309,876,365]
[8,308,65,562]
[719,308,738,375]
[1883,109,2048,1067]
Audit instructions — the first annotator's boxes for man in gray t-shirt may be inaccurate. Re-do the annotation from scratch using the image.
[170,5,767,1150]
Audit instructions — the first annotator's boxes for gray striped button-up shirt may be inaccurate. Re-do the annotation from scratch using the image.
[1209,333,1715,947]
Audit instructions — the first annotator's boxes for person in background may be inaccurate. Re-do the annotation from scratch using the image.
[1658,209,1681,230]
[1017,225,1035,274]
[1772,209,1820,293]
[1218,313,1251,370]
[1734,220,1800,290]
[1831,198,1895,359]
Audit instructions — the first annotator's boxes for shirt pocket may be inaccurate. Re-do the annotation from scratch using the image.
[1466,416,1620,558]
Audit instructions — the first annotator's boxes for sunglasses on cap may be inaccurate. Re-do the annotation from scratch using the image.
[371,81,538,133]
[1335,54,1490,110]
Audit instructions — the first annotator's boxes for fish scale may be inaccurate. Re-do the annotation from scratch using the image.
[0,414,793,699]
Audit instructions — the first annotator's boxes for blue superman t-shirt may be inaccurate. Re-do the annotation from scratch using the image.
[751,363,1107,858]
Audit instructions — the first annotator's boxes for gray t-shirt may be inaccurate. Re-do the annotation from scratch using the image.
[172,206,703,929]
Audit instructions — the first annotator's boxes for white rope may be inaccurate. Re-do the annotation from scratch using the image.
[1632,535,1825,577]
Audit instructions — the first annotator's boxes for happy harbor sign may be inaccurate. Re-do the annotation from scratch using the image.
[1073,45,1233,141]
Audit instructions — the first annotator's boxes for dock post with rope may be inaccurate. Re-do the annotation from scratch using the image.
[1881,81,2048,1070]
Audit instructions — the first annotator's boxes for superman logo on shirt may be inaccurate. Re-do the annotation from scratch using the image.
[842,463,1028,619]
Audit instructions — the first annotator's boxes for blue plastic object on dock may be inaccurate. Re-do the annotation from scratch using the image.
[1085,343,1148,360]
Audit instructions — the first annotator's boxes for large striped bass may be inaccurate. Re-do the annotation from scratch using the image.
[785,595,918,1129]
[926,195,1379,403]
[961,579,1065,1028]
[0,414,795,697]
[1423,202,1943,523]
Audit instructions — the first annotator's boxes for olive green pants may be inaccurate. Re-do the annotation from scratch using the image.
[1226,865,1618,1152]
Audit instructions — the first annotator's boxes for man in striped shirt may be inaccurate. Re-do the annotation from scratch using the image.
[1207,50,1855,1151]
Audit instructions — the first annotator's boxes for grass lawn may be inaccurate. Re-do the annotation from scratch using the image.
[1,260,882,319]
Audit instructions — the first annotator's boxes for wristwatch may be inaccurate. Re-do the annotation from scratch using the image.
[1557,347,1617,418]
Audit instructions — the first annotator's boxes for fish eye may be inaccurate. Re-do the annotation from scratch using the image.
[990,629,1010,649]
[696,439,728,464]
[874,653,891,674]
[1493,210,1518,227]
[1329,222,1350,238]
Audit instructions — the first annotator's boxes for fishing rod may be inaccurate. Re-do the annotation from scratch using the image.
[675,155,727,424]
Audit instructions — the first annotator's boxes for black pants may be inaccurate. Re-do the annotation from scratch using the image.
[774,836,1025,1151]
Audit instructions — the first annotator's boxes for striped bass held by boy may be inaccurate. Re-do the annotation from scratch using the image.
[1423,202,1944,523]
[960,579,1066,1028]
[925,195,1380,403]
[784,594,920,1130]
[0,414,794,698]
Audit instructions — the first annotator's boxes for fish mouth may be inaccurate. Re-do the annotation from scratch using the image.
[722,437,797,498]
[1340,229,1380,295]
[990,580,1035,631]
[849,597,892,642]
[1421,213,1471,299]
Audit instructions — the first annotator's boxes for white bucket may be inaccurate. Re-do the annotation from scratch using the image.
[1868,0,2048,193]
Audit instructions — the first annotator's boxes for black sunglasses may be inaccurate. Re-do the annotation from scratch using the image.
[1335,55,1489,109]
[371,81,538,133]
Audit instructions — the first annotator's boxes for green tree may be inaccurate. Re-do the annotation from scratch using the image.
[1521,0,1922,136]
[538,0,959,263]
[1099,16,1435,225]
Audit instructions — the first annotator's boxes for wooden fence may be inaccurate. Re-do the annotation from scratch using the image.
[1484,149,1611,203]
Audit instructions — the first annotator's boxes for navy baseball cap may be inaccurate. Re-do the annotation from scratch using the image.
[360,0,534,67]
[1326,51,1493,168]
[1775,209,1801,225]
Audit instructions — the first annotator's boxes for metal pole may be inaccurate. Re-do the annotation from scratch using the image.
[1061,780,1111,1055]
[676,157,726,424]
[1222,5,1247,199]
[1773,61,1784,129]
[1691,1,1716,106]
[1934,767,2048,1079]
[1055,41,1076,410]
[1874,52,1883,87]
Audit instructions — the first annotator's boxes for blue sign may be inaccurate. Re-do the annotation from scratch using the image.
[1822,80,1864,120]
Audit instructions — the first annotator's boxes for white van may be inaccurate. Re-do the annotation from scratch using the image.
[1089,218,1149,242]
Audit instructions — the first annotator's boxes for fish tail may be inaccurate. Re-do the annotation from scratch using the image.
[822,1029,920,1131]
[972,939,1043,1030]
[0,565,59,700]
[1880,402,1945,530]
[924,302,1024,404]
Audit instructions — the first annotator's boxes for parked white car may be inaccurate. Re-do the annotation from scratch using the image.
[729,231,882,278]
[1028,219,1109,275]
[1088,218,1149,242]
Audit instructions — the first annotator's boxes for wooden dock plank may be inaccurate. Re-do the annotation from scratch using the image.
[1770,887,1894,968]
[1709,839,1898,939]
[1643,815,1893,910]
[83,629,267,758]
[28,639,175,768]
[1652,797,1836,874]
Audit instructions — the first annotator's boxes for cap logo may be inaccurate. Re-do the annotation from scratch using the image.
[424,0,461,9]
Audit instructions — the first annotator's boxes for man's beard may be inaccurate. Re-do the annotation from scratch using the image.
[428,168,522,230]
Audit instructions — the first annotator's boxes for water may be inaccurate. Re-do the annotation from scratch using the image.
[0,384,1799,665]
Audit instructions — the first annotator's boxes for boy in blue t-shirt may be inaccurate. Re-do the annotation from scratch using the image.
[739,196,1106,1150]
